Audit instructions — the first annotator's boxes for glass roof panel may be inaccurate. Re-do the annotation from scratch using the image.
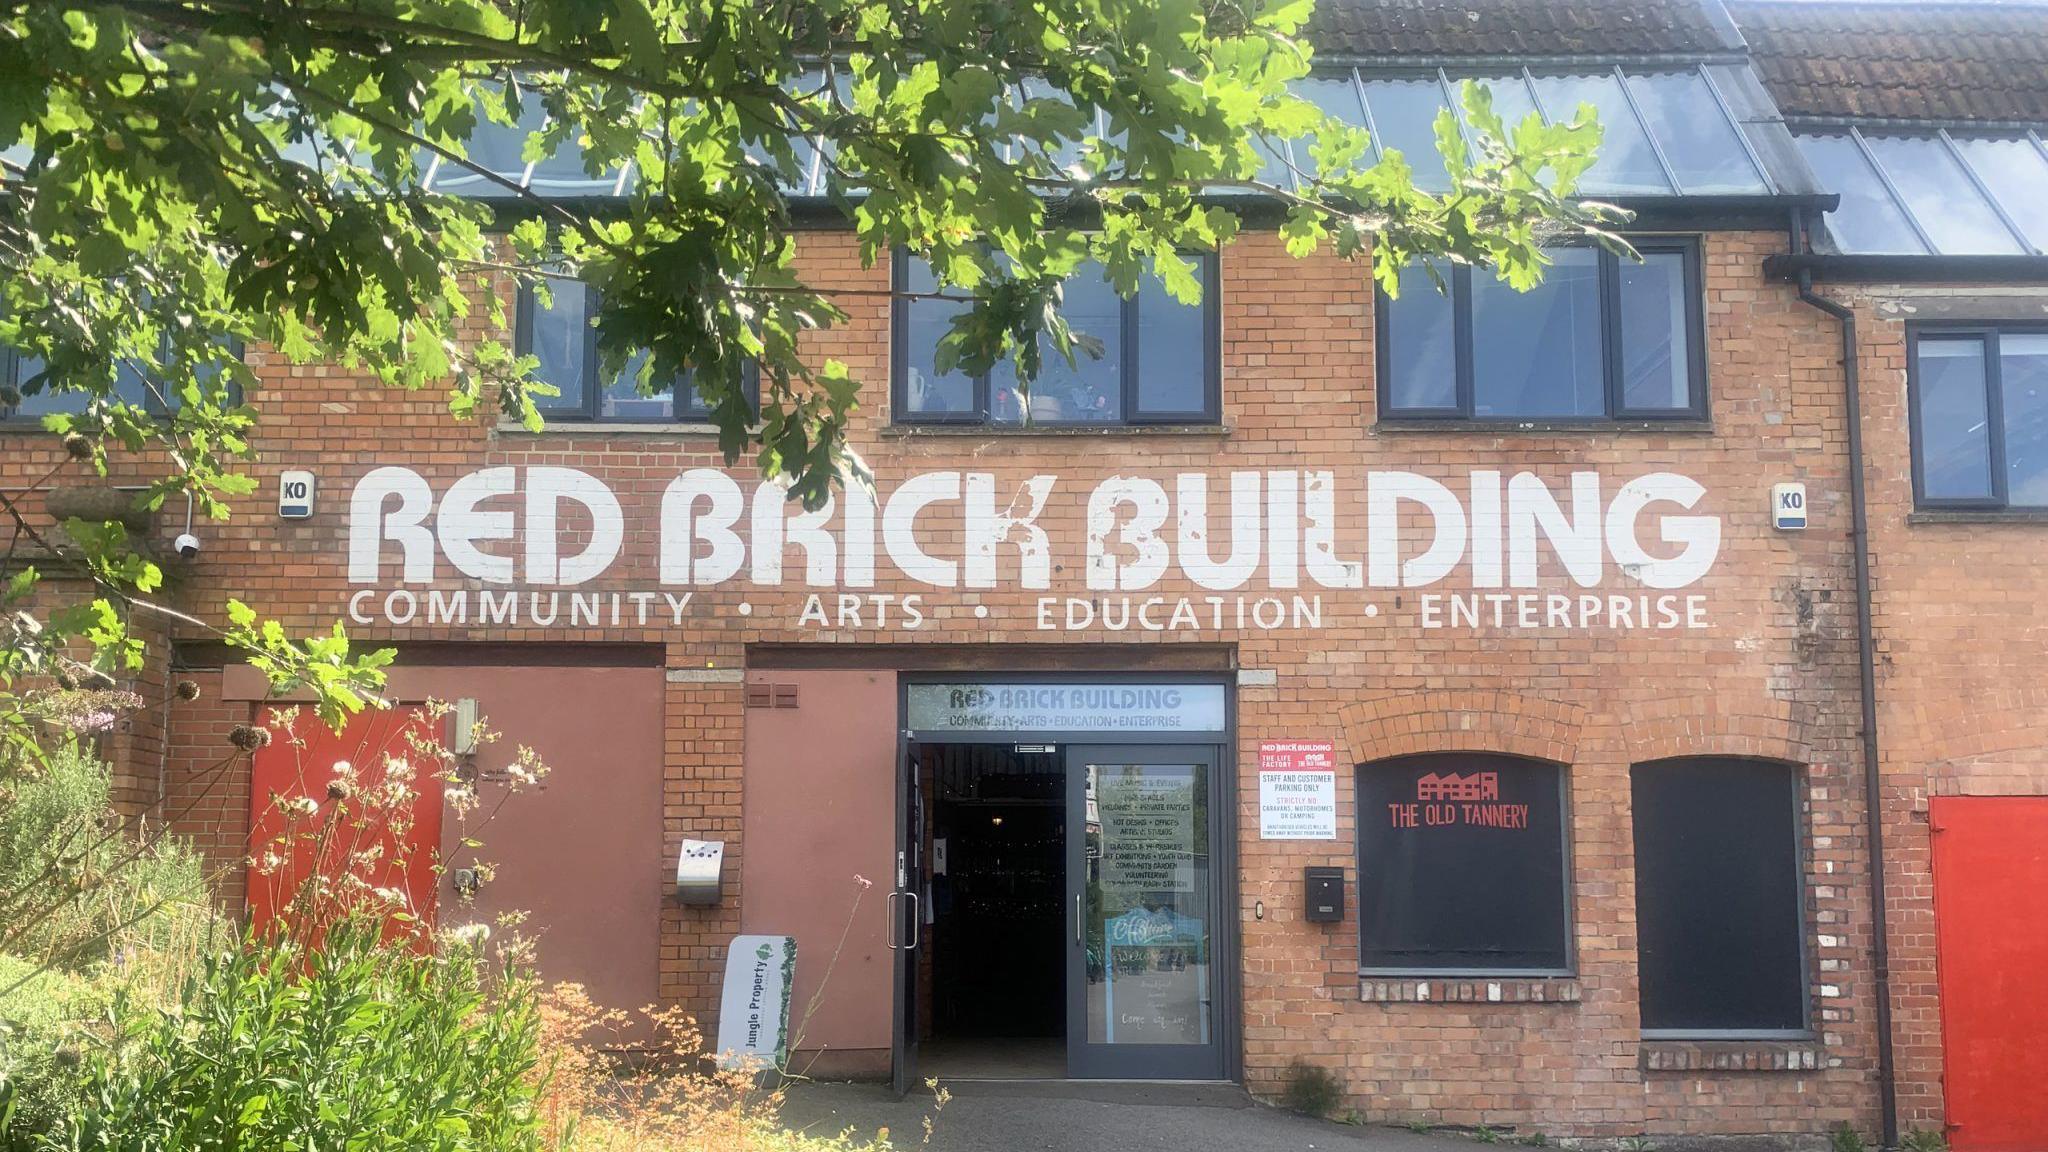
[427,97,541,197]
[1950,135,2048,255]
[1358,76,1455,191]
[1862,135,2024,255]
[1450,74,1542,146]
[1625,71,1767,194]
[1291,75,1369,181]
[1528,72,1670,194]
[1794,134,1928,255]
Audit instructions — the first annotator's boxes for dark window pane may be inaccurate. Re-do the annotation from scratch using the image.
[1950,137,2048,255]
[1625,72,1766,194]
[1619,250,1693,411]
[1384,260,1457,412]
[1357,754,1569,972]
[2000,334,2048,506]
[1796,135,1928,255]
[1133,262,1210,417]
[1916,336,1996,502]
[1471,248,1604,418]
[1529,73,1670,194]
[601,349,671,420]
[679,367,759,422]
[996,263,1122,425]
[1864,136,2024,256]
[528,282,591,413]
[13,353,84,417]
[1632,759,1806,1033]
[900,257,977,419]
[1359,77,1454,191]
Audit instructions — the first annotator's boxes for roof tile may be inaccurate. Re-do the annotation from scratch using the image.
[1727,0,2048,123]
[1304,0,1737,58]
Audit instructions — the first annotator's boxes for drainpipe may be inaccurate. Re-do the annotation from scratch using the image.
[1788,209,1898,1149]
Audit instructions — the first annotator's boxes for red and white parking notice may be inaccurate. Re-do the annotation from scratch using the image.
[1257,741,1339,840]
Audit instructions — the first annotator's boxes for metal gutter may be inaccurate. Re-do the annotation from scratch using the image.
[1786,206,1898,1150]
[1766,253,2048,284]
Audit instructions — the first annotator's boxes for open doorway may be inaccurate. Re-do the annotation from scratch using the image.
[918,743,1065,1079]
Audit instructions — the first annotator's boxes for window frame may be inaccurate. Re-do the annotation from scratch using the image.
[1354,753,1577,979]
[514,279,757,425]
[1630,757,1814,1041]
[888,248,1224,429]
[2,339,246,424]
[1907,323,2048,511]
[1375,237,1709,425]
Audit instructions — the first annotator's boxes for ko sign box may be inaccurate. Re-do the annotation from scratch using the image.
[1258,741,1339,840]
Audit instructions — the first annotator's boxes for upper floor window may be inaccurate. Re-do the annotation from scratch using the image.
[891,252,1220,427]
[1911,326,2048,510]
[516,279,757,423]
[3,337,242,422]
[1378,239,1706,423]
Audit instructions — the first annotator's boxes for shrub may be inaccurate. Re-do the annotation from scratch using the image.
[0,747,209,967]
[0,955,116,1146]
[1279,1059,1346,1118]
[58,924,546,1152]
[1830,1122,1868,1152]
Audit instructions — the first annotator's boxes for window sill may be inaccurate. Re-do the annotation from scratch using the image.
[1357,976,1580,1004]
[1907,508,2048,525]
[1374,419,1714,436]
[495,420,726,436]
[879,423,1231,439]
[1640,1038,1822,1073]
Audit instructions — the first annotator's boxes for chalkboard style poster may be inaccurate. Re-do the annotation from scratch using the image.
[1356,753,1569,971]
[1101,909,1208,1045]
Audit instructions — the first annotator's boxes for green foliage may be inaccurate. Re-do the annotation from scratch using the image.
[1831,1122,1869,1152]
[1899,1128,1949,1152]
[0,0,1611,512]
[1474,1125,1503,1144]
[0,747,207,966]
[58,926,545,1152]
[0,954,113,1146]
[1279,1059,1345,1118]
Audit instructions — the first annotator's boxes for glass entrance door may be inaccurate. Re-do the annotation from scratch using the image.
[1064,745,1226,1080]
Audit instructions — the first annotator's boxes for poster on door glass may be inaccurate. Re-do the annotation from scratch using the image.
[1086,764,1210,1046]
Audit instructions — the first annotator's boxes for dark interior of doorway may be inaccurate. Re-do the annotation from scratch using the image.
[921,743,1065,1079]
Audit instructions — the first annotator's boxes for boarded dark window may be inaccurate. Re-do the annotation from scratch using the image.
[1631,759,1807,1034]
[1356,754,1570,972]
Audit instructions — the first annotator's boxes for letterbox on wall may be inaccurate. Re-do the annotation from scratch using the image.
[1305,866,1345,923]
[676,839,726,905]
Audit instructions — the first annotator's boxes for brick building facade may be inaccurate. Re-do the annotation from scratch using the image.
[7,0,2047,1145]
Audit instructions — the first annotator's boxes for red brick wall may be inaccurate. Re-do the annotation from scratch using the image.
[2,228,1912,1139]
[1802,284,2048,1138]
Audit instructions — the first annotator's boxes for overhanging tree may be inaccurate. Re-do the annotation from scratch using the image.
[0,0,1615,819]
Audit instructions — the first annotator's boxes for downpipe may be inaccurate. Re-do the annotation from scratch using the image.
[1790,220,1898,1147]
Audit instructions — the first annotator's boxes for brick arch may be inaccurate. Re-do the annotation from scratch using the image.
[1610,692,1815,767]
[1917,686,2048,768]
[1337,691,1587,767]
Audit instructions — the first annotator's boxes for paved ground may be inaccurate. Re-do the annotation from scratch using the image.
[778,1080,1476,1152]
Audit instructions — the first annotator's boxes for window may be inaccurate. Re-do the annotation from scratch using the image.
[891,252,1220,427]
[1631,759,1808,1036]
[3,337,242,422]
[515,280,757,423]
[1378,240,1705,423]
[1356,753,1571,974]
[1910,327,2048,509]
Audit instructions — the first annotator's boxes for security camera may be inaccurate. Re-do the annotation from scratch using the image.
[173,533,201,559]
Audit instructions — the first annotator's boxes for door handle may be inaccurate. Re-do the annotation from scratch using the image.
[885,891,904,951]
[903,893,920,952]
[1075,892,1084,947]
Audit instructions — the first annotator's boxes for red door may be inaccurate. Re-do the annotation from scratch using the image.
[248,705,443,947]
[1931,796,2048,1151]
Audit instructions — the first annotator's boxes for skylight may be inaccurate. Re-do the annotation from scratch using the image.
[1795,128,2048,256]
